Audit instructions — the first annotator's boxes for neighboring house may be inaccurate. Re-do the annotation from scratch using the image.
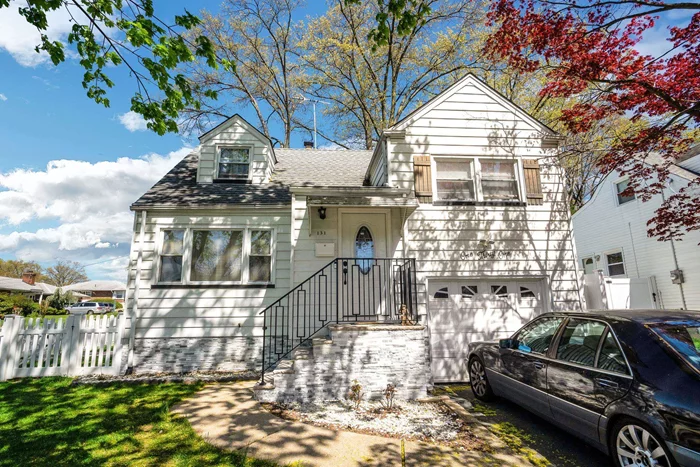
[64,280,127,303]
[0,270,55,302]
[126,73,583,383]
[572,148,700,311]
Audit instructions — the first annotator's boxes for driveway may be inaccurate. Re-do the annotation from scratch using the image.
[447,385,612,467]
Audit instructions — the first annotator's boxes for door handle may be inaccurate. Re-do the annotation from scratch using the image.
[596,378,619,389]
[533,361,545,370]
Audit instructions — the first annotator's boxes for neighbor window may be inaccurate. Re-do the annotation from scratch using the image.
[217,147,250,180]
[191,230,244,282]
[606,251,625,276]
[615,179,635,205]
[435,159,475,201]
[159,230,185,282]
[433,157,520,202]
[480,160,519,200]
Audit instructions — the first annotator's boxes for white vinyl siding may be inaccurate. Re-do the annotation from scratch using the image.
[126,209,290,339]
[573,170,700,310]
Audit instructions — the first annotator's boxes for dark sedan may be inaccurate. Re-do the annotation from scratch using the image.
[467,310,700,467]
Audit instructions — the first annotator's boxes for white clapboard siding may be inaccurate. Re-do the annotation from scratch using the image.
[573,170,700,310]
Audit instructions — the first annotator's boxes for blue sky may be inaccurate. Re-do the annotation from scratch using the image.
[0,0,691,281]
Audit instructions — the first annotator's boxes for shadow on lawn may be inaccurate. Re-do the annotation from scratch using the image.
[0,377,276,467]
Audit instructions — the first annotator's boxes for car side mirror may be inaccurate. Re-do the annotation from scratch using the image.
[499,338,514,349]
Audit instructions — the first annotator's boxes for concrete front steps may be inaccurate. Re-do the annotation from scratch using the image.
[254,323,431,404]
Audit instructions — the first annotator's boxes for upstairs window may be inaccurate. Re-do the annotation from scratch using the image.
[433,157,520,202]
[481,160,519,200]
[435,160,475,201]
[217,147,250,180]
[615,179,635,205]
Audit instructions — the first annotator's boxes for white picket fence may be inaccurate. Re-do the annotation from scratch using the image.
[0,312,126,381]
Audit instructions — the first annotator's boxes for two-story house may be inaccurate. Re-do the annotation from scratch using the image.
[572,148,700,311]
[126,73,583,385]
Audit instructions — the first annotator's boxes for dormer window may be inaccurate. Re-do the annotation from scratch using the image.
[217,147,250,180]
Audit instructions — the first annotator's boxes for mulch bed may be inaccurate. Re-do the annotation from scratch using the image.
[72,370,259,385]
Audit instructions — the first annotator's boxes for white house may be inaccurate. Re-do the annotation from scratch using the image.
[572,148,700,311]
[125,73,583,387]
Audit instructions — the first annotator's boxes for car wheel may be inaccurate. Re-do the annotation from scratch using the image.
[609,417,675,467]
[469,356,495,401]
[86,310,93,315]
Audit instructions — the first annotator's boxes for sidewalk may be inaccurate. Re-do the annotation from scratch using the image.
[172,381,530,467]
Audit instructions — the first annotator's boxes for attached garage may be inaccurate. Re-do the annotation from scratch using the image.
[428,278,547,382]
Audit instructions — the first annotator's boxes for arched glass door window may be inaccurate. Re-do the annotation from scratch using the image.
[355,226,374,273]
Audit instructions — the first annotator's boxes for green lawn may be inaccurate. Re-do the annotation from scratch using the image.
[0,378,277,467]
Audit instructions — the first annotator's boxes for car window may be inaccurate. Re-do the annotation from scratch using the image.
[649,320,700,372]
[556,319,606,367]
[596,330,628,374]
[515,317,564,355]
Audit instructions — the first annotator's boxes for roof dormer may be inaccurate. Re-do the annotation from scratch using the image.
[196,114,276,184]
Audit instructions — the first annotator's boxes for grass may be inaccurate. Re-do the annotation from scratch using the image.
[492,422,550,467]
[0,377,277,467]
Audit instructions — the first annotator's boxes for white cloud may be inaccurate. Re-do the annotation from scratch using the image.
[0,1,75,67]
[118,111,148,132]
[0,93,6,101]
[0,146,191,279]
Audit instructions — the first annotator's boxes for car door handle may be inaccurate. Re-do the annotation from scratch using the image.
[533,361,545,370]
[596,378,619,389]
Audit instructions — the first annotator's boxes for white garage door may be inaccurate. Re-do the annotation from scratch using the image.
[429,279,546,382]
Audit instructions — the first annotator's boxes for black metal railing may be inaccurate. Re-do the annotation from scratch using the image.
[259,258,417,381]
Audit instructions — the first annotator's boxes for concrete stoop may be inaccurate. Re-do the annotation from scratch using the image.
[253,323,431,404]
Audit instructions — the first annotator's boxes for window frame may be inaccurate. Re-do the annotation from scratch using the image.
[155,226,275,286]
[430,156,524,203]
[604,249,626,277]
[155,228,186,285]
[613,177,636,206]
[215,146,252,182]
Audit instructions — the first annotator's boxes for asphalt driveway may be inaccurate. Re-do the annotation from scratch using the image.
[446,385,612,467]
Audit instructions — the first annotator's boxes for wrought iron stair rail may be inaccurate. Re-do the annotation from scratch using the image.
[259,257,417,381]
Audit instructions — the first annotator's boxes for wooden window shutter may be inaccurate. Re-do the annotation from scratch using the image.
[523,159,544,205]
[413,155,433,203]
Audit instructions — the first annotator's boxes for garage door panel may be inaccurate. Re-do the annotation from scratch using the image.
[429,279,545,382]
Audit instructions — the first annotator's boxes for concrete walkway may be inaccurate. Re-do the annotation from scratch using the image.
[172,381,530,467]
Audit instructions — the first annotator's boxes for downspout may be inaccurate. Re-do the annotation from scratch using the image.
[660,188,687,309]
[627,222,641,278]
[128,210,147,371]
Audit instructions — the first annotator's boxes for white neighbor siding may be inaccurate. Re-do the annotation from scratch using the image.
[573,171,700,310]
[380,76,584,318]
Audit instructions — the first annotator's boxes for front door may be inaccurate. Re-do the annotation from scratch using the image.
[339,212,389,321]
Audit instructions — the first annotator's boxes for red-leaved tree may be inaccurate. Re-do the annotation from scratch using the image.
[485,0,700,241]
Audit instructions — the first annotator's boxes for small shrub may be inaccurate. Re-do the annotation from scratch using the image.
[380,383,397,411]
[0,293,40,316]
[347,380,365,411]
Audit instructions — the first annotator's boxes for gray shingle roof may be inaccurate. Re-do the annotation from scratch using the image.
[641,152,698,181]
[0,276,56,294]
[132,148,374,209]
[272,149,373,187]
[132,153,292,209]
[64,280,126,292]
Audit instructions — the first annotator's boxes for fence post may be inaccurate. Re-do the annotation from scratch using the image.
[0,315,23,381]
[66,312,87,376]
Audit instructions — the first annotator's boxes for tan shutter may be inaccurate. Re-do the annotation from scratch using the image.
[523,159,544,205]
[413,155,433,203]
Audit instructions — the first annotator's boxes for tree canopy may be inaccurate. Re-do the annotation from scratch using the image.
[44,260,88,287]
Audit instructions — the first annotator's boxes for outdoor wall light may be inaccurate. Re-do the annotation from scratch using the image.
[318,206,327,220]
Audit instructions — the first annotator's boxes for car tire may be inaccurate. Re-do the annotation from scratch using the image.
[86,310,93,315]
[468,356,495,401]
[609,417,676,467]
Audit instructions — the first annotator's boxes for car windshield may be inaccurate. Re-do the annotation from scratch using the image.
[649,320,700,372]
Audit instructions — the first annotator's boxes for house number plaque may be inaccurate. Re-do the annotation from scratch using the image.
[460,250,516,260]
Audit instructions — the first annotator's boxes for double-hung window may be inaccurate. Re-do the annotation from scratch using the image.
[217,147,250,180]
[433,157,520,202]
[480,160,519,200]
[606,251,625,276]
[157,227,274,285]
[615,179,635,205]
[159,229,185,283]
[435,159,476,201]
